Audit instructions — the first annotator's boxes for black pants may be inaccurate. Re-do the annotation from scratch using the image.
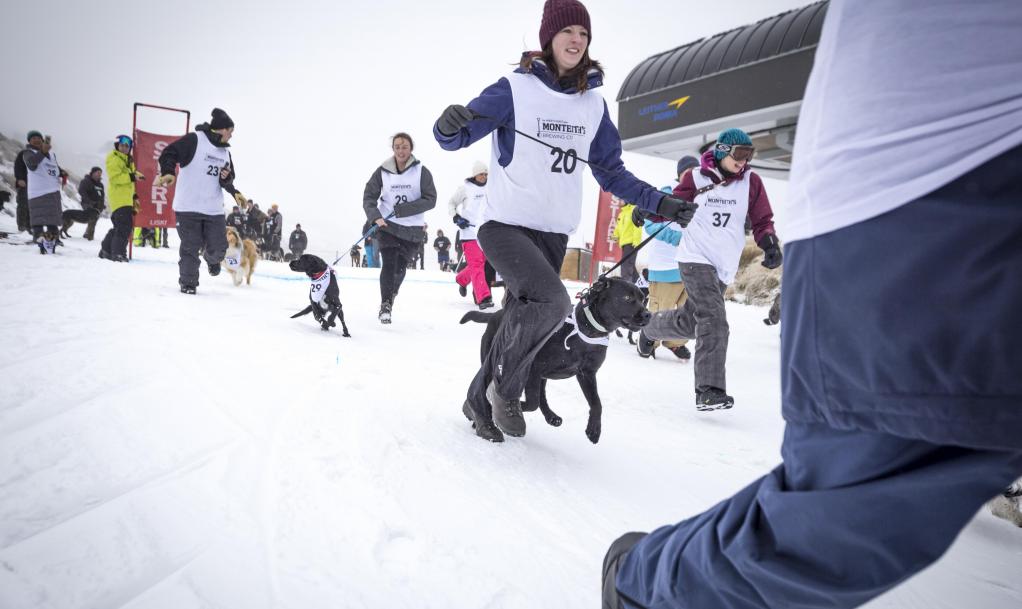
[465,221,570,417]
[16,189,29,232]
[619,244,637,284]
[101,207,134,258]
[377,230,417,304]
[176,211,227,288]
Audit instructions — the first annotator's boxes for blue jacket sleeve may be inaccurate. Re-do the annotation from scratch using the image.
[433,77,514,152]
[644,219,681,246]
[588,101,665,215]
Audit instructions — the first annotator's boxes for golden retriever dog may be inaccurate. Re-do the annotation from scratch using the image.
[225,226,259,286]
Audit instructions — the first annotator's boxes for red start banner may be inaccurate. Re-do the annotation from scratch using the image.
[589,189,626,281]
[133,130,183,228]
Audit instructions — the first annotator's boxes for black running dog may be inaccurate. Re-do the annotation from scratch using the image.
[460,277,650,443]
[289,254,351,337]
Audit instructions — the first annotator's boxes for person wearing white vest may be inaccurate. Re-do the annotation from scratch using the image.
[23,133,68,254]
[448,160,493,309]
[636,128,780,411]
[362,132,438,323]
[433,0,698,443]
[156,108,248,295]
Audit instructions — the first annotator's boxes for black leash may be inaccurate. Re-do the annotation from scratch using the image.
[596,182,717,282]
[463,110,718,283]
[333,211,396,266]
[471,111,621,176]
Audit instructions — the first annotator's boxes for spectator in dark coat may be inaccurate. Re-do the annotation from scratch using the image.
[265,203,283,257]
[288,223,308,257]
[433,229,451,270]
[72,167,105,240]
[226,205,246,234]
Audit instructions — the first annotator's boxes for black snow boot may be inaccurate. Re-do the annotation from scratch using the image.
[478,296,494,310]
[462,401,504,443]
[696,387,734,411]
[180,284,197,295]
[208,262,221,276]
[379,300,393,324]
[636,330,656,359]
[669,345,691,360]
[458,284,467,298]
[487,380,525,437]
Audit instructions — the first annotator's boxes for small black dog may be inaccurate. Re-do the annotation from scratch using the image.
[289,254,351,337]
[460,277,650,443]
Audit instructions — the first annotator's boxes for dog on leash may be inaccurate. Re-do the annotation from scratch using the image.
[289,254,351,337]
[225,226,259,286]
[460,277,650,443]
[60,208,101,239]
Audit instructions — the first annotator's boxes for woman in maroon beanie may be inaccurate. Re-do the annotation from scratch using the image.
[433,0,697,442]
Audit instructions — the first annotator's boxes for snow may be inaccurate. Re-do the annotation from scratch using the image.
[0,214,1019,608]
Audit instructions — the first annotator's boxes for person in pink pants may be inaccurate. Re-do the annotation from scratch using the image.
[449,161,494,309]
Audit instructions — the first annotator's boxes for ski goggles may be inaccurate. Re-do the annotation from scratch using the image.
[115,135,133,148]
[715,142,755,162]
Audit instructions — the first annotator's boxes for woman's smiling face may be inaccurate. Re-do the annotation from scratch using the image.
[551,25,589,74]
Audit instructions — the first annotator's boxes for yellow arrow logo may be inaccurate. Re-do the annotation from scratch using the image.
[668,96,690,110]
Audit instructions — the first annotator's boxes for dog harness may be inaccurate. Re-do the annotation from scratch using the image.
[563,306,610,350]
[309,268,333,304]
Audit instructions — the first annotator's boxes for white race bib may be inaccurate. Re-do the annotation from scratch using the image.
[309,268,333,304]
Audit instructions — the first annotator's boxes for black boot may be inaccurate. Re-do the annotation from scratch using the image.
[487,380,525,437]
[636,330,656,359]
[462,401,504,443]
[458,284,467,298]
[695,387,734,411]
[180,284,197,295]
[478,296,494,310]
[379,300,393,324]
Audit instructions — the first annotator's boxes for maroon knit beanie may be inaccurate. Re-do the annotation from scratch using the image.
[539,0,592,50]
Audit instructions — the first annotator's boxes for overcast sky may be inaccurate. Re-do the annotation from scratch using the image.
[3,0,807,253]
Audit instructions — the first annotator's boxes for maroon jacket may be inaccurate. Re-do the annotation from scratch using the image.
[674,150,776,244]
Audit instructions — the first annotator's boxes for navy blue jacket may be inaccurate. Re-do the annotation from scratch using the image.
[433,58,664,215]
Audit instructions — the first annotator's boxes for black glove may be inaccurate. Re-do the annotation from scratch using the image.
[655,196,699,228]
[759,234,782,269]
[453,214,471,229]
[630,206,649,228]
[437,104,474,136]
[602,532,648,609]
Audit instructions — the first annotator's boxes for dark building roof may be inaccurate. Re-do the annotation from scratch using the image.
[618,2,827,103]
[615,2,828,178]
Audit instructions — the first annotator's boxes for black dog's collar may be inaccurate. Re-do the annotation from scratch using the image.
[564,305,610,349]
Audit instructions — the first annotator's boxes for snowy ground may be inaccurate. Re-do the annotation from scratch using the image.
[0,214,1019,609]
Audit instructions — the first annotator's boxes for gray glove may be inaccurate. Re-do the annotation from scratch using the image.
[437,104,474,136]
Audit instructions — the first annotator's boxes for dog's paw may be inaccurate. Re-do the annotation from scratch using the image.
[544,413,563,427]
[585,421,601,444]
[342,331,351,337]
